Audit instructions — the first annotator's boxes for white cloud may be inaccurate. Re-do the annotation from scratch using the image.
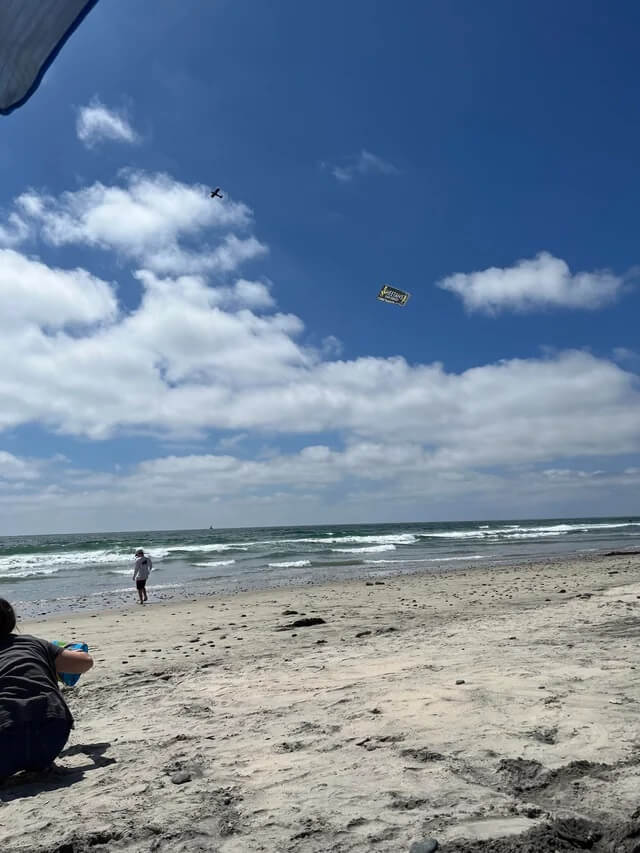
[0,212,30,247]
[320,335,343,358]
[0,249,117,328]
[76,98,140,147]
[326,149,399,182]
[438,252,624,314]
[131,235,268,277]
[0,256,638,464]
[229,279,275,309]
[0,168,639,530]
[0,451,40,481]
[541,468,605,482]
[3,444,640,533]
[12,171,263,275]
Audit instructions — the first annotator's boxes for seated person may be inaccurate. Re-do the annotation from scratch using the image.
[0,598,94,781]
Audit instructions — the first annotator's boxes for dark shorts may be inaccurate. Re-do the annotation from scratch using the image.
[136,579,147,591]
[0,718,71,780]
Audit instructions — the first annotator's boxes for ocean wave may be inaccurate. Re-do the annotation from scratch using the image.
[419,529,516,539]
[368,555,488,564]
[0,549,132,573]
[0,546,175,577]
[421,521,640,540]
[332,544,397,553]
[0,568,63,581]
[268,560,312,568]
[191,560,236,568]
[257,533,417,547]
[259,550,307,562]
[165,543,248,555]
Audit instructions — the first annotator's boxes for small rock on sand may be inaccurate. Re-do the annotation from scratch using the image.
[170,771,192,784]
[409,840,439,853]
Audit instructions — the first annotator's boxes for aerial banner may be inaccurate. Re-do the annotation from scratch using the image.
[0,0,99,115]
[377,284,411,306]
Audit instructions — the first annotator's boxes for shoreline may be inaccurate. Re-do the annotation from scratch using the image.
[4,516,639,623]
[12,545,640,622]
[4,550,640,851]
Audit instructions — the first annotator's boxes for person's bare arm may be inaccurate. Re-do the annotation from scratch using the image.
[55,649,94,674]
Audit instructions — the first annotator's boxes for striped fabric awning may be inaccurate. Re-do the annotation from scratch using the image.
[0,0,98,115]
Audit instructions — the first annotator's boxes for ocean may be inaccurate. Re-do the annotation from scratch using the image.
[2,516,639,618]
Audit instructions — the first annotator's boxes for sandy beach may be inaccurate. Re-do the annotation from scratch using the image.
[2,552,640,852]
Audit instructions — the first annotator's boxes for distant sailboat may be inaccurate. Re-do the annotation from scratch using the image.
[209,525,214,530]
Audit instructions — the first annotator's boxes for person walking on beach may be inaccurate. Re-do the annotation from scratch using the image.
[0,598,94,781]
[133,548,152,604]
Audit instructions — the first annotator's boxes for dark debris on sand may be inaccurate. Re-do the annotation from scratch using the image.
[497,758,609,796]
[22,830,124,853]
[21,786,245,852]
[604,550,640,556]
[526,726,558,745]
[438,816,640,852]
[275,617,327,631]
[401,746,446,762]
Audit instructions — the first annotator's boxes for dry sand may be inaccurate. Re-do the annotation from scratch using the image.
[2,553,640,852]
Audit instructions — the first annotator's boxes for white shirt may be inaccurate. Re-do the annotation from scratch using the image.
[133,555,152,580]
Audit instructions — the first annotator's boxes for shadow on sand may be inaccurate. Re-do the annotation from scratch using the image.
[0,742,116,802]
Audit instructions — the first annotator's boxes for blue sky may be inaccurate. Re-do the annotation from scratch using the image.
[0,0,639,533]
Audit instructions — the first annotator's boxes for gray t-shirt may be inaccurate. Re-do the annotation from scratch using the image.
[0,634,73,731]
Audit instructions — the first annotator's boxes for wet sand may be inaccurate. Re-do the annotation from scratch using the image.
[2,552,640,852]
